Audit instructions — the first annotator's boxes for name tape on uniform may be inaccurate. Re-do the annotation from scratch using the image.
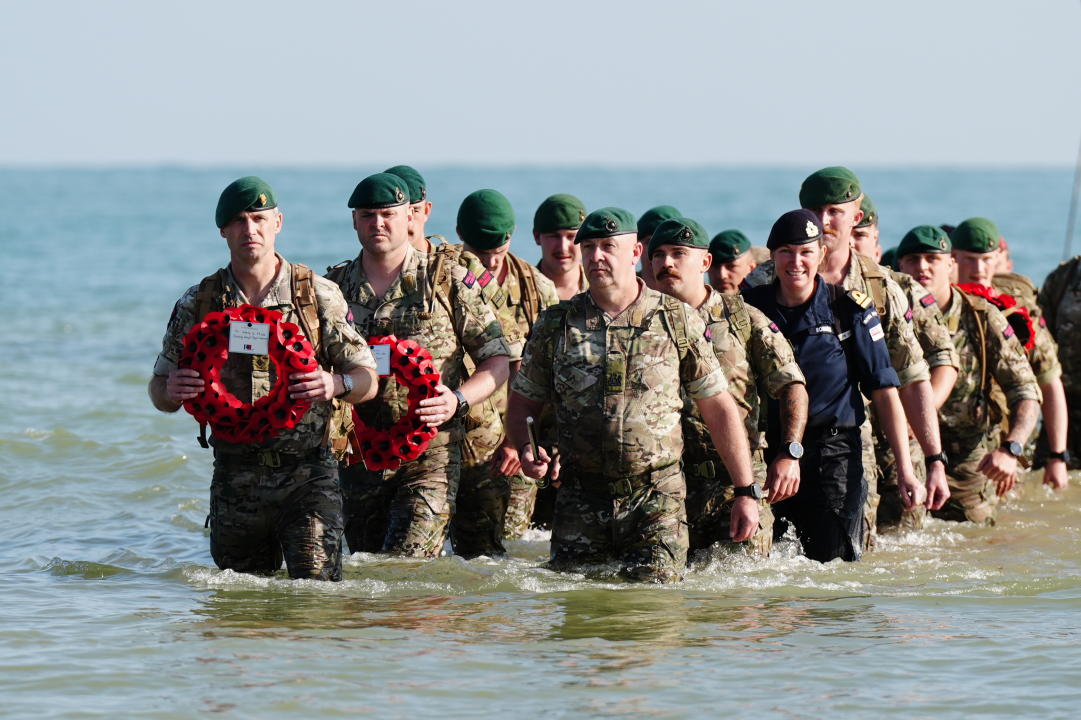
[229,321,270,355]
[370,343,391,376]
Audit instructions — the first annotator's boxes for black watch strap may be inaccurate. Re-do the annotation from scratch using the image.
[924,452,948,470]
[1048,450,1071,464]
[452,389,470,419]
[733,484,764,500]
[1000,440,1023,458]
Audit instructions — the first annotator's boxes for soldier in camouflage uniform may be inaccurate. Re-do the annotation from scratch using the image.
[534,194,589,302]
[707,229,757,295]
[383,165,446,253]
[440,190,558,556]
[326,173,511,558]
[150,176,379,581]
[860,200,960,530]
[898,225,1041,523]
[742,168,950,549]
[506,207,758,583]
[637,206,682,290]
[648,216,808,558]
[951,217,1068,491]
[1039,254,1081,468]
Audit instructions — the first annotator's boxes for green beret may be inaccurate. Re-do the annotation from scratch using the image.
[951,217,1001,254]
[880,247,898,271]
[637,205,681,240]
[348,172,409,209]
[855,194,878,228]
[575,207,637,244]
[897,225,951,258]
[799,166,862,208]
[384,165,427,203]
[457,189,515,250]
[215,176,277,228]
[533,193,587,233]
[647,217,710,256]
[708,229,751,263]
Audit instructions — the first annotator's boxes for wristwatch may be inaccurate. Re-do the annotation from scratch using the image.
[334,373,354,399]
[452,389,470,419]
[923,451,948,470]
[783,441,804,460]
[733,484,764,500]
[999,440,1023,458]
[1048,449,1071,464]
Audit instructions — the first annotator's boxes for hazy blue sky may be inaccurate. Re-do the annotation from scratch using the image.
[2,1,1079,166]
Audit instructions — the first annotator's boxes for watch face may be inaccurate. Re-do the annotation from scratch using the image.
[787,442,804,460]
[1003,441,1022,457]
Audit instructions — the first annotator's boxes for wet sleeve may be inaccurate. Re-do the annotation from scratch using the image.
[680,309,728,399]
[509,312,557,403]
[313,276,377,373]
[152,285,199,376]
[852,304,900,396]
[745,304,805,398]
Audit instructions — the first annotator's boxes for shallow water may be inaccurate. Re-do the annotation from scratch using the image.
[2,167,1080,717]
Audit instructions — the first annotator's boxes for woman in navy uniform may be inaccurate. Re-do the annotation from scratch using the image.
[743,209,925,561]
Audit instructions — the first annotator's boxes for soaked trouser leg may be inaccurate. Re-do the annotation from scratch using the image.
[530,482,557,530]
[341,443,459,558]
[933,436,998,525]
[685,453,772,558]
[452,421,509,557]
[548,465,688,583]
[860,418,880,552]
[502,473,539,540]
[876,433,928,531]
[773,427,865,563]
[210,450,344,581]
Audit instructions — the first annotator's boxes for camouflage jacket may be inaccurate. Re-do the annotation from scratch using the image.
[939,286,1040,441]
[744,251,929,386]
[683,289,804,457]
[993,272,1061,386]
[891,270,960,371]
[154,255,377,453]
[326,246,511,448]
[512,283,728,478]
[1038,257,1081,393]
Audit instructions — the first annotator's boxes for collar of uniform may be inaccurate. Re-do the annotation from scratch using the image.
[697,284,724,314]
[356,245,421,303]
[502,255,522,306]
[585,278,656,328]
[225,253,292,307]
[943,285,964,323]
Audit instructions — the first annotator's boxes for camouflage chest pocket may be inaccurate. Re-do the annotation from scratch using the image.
[554,363,599,407]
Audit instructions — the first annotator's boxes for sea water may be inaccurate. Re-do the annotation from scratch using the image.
[1,166,1079,718]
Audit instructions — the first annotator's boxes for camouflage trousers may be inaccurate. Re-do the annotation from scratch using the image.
[341,443,460,558]
[771,426,865,563]
[548,463,688,583]
[684,451,773,558]
[932,433,998,525]
[450,420,511,558]
[875,432,928,531]
[860,418,881,552]
[503,473,538,540]
[209,447,343,581]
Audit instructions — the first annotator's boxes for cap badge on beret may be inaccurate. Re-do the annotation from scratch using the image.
[679,228,693,240]
[579,210,586,222]
[395,188,405,203]
[605,218,618,232]
[258,193,267,206]
[805,221,817,238]
[939,238,948,250]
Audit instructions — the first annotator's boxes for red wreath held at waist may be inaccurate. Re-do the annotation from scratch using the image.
[956,282,1036,351]
[178,304,318,444]
[348,335,441,471]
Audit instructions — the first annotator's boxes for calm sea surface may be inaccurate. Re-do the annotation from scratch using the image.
[1,167,1079,718]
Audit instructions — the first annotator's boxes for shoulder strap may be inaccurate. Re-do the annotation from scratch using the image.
[290,263,321,352]
[957,291,990,400]
[324,260,349,286]
[508,253,544,329]
[659,295,691,362]
[854,253,888,316]
[719,294,752,344]
[194,268,230,322]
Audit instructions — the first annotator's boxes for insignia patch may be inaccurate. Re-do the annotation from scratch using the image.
[704,328,712,340]
[848,289,872,309]
[579,211,586,222]
[769,322,780,333]
[346,309,354,324]
[1004,325,1015,338]
[869,323,885,342]
[904,308,913,322]
[680,228,693,240]
[395,188,405,203]
[939,238,948,250]
[419,187,427,201]
[258,193,267,206]
[478,271,493,288]
[1040,316,1047,328]
[920,294,937,307]
[604,218,618,233]
[463,271,476,288]
[805,221,818,238]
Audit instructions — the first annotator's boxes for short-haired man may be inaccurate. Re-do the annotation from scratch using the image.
[637,205,681,290]
[149,176,379,580]
[952,217,1068,490]
[898,225,1041,522]
[707,229,757,295]
[650,217,808,557]
[327,173,511,557]
[533,193,589,301]
[851,195,881,262]
[385,165,441,252]
[506,207,756,582]
[743,210,926,561]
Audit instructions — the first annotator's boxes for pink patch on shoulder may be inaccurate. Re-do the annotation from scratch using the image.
[478,271,493,287]
[463,272,476,288]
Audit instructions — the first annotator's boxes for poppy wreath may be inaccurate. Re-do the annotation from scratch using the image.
[178,304,318,444]
[349,335,441,471]
[956,283,1036,351]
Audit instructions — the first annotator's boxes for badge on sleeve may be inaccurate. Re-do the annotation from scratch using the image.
[1003,325,1015,339]
[868,321,885,342]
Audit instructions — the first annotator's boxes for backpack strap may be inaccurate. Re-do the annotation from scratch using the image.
[290,263,321,352]
[659,295,691,362]
[957,291,990,421]
[508,253,544,330]
[854,253,888,317]
[719,294,752,345]
[191,269,232,448]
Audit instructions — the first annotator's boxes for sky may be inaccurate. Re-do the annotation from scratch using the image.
[1,0,1079,167]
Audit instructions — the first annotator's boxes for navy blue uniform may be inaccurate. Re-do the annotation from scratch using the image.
[743,276,899,561]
